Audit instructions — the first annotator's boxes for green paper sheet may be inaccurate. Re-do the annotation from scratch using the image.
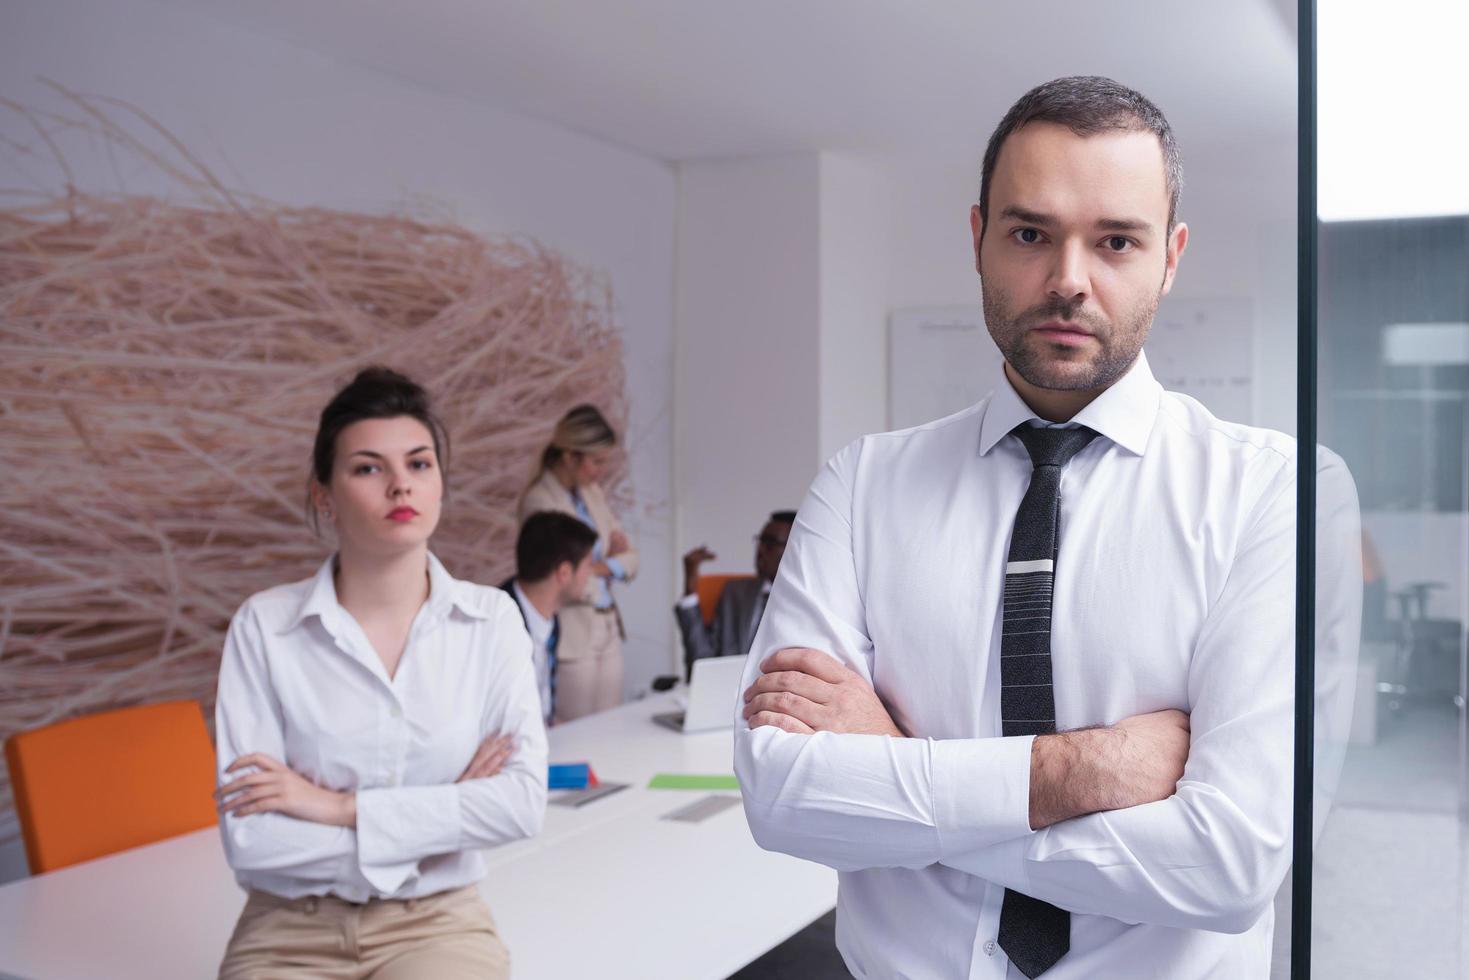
[648,773,741,791]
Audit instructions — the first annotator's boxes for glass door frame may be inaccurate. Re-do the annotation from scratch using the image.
[1292,0,1317,976]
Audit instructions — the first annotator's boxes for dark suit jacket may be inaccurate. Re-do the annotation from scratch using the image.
[674,576,766,679]
[498,577,559,716]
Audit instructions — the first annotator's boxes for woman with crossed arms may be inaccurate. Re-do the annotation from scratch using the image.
[213,367,546,979]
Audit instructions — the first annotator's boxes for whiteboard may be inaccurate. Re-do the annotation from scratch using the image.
[1145,297,1255,423]
[887,306,1001,430]
[887,298,1255,430]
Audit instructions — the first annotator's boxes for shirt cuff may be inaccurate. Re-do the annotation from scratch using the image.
[676,593,700,610]
[605,557,627,581]
[931,734,1036,856]
[355,784,461,894]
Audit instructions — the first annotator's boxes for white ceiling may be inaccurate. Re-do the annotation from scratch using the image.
[177,0,1297,162]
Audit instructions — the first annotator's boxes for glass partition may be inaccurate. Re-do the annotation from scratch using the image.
[1306,0,1469,975]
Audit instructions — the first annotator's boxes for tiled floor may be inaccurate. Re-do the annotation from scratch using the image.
[1311,701,1465,979]
[1312,805,1462,977]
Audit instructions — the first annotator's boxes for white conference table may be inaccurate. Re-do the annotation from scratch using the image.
[0,693,838,980]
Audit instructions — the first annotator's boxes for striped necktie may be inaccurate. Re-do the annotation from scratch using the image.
[997,423,1097,979]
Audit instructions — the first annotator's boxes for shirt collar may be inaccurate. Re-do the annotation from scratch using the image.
[426,551,493,621]
[280,555,340,634]
[511,581,554,642]
[977,350,1160,457]
[280,551,489,634]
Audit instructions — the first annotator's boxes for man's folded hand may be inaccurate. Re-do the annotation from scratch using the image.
[742,647,904,737]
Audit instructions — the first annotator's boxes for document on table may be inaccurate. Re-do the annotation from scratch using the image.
[648,774,740,790]
[661,794,742,823]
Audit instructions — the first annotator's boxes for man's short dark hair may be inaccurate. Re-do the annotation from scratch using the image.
[979,75,1183,232]
[516,511,598,583]
[769,510,797,525]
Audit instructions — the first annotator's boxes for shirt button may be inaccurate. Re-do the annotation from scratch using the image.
[983,940,996,956]
[390,704,402,719]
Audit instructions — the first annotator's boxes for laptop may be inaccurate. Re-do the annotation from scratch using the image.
[653,655,748,733]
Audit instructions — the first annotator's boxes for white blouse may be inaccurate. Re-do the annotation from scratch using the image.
[214,553,548,902]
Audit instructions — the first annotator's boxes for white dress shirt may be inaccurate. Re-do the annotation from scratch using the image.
[735,353,1359,979]
[214,553,548,902]
[511,581,556,724]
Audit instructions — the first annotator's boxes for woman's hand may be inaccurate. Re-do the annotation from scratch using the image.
[606,530,630,558]
[457,733,516,782]
[216,754,356,827]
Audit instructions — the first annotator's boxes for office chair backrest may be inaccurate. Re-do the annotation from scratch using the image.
[5,700,217,874]
[696,574,756,626]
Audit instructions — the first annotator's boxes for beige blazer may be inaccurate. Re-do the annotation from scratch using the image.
[518,470,639,606]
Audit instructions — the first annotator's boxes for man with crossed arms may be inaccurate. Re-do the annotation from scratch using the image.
[735,76,1358,978]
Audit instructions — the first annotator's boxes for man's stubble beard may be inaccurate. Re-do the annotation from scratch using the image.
[981,276,1160,392]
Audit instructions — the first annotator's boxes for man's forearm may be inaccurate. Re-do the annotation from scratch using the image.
[1030,709,1190,829]
[743,650,1188,833]
[737,723,1035,871]
[1029,727,1116,829]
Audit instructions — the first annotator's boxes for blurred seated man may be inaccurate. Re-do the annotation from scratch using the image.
[674,510,794,678]
[499,511,599,726]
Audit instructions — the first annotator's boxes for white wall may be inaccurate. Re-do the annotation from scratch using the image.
[674,155,822,587]
[818,152,891,462]
[1180,138,1299,435]
[673,150,893,590]
[0,0,677,877]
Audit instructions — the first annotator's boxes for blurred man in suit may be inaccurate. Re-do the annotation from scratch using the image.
[500,511,599,725]
[675,510,795,678]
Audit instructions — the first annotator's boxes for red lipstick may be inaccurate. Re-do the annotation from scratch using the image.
[387,506,418,522]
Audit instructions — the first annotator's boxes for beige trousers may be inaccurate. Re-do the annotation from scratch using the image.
[218,885,510,980]
[554,603,623,723]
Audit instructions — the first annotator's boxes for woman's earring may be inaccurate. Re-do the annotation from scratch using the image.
[320,509,332,521]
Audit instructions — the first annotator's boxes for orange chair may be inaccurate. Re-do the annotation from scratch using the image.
[5,700,217,874]
[696,573,757,626]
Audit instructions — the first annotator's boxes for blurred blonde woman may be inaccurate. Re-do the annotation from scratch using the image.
[519,405,638,720]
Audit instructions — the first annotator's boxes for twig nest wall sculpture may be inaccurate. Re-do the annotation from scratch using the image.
[0,87,629,843]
